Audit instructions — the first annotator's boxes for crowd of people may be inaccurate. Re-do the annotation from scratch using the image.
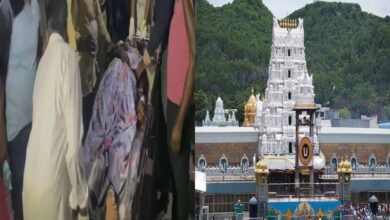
[0,0,195,219]
[351,203,390,219]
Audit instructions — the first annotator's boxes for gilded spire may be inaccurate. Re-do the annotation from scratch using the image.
[244,86,257,127]
[279,18,298,29]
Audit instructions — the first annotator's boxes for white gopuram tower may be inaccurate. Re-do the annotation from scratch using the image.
[203,96,239,127]
[257,18,319,156]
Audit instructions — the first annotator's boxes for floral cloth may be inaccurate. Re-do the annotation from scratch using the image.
[83,52,141,195]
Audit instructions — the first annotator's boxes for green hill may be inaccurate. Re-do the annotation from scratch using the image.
[195,0,390,125]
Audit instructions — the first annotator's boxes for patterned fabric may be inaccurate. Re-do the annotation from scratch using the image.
[83,52,141,195]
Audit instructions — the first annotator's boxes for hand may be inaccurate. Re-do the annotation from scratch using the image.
[78,205,88,217]
[171,123,183,154]
[143,49,151,67]
[77,35,96,53]
[72,201,88,218]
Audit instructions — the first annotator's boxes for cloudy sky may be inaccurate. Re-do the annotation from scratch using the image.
[208,0,390,18]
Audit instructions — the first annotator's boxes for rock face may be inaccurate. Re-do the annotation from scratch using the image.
[257,18,319,156]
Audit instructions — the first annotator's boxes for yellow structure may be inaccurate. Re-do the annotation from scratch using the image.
[337,156,345,181]
[285,208,292,220]
[244,87,257,127]
[278,18,298,29]
[255,157,269,185]
[342,156,352,182]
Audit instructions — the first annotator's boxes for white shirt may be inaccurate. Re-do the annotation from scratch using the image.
[5,0,39,141]
[23,33,88,220]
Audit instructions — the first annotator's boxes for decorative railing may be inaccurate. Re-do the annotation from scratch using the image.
[198,164,390,177]
[324,165,390,174]
[202,166,255,176]
[267,183,339,198]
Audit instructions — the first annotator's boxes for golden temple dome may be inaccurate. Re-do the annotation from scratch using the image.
[244,87,257,127]
[343,157,352,174]
[337,156,353,175]
[245,88,257,113]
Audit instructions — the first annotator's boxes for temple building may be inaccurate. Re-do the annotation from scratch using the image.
[257,18,320,157]
[203,96,238,127]
[195,18,390,214]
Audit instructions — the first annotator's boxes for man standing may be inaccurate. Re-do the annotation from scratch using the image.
[143,0,195,218]
[22,1,88,219]
[140,0,195,219]
[72,0,115,139]
[138,1,175,218]
[5,0,40,218]
[0,0,12,167]
[0,0,13,219]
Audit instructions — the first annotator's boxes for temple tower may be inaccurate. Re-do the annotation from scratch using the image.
[257,18,319,155]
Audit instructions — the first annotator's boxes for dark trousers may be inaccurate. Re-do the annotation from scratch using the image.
[7,123,31,220]
[166,100,194,220]
[82,92,96,142]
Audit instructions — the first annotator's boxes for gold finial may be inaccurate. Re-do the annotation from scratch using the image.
[244,87,257,127]
[255,157,269,174]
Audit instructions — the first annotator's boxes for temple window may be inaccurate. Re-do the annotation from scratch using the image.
[288,116,292,125]
[351,157,357,171]
[369,154,376,171]
[288,70,291,78]
[288,92,292,100]
[288,142,293,153]
[331,154,338,172]
[288,49,291,57]
[219,154,228,173]
[241,154,249,173]
[198,154,207,171]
